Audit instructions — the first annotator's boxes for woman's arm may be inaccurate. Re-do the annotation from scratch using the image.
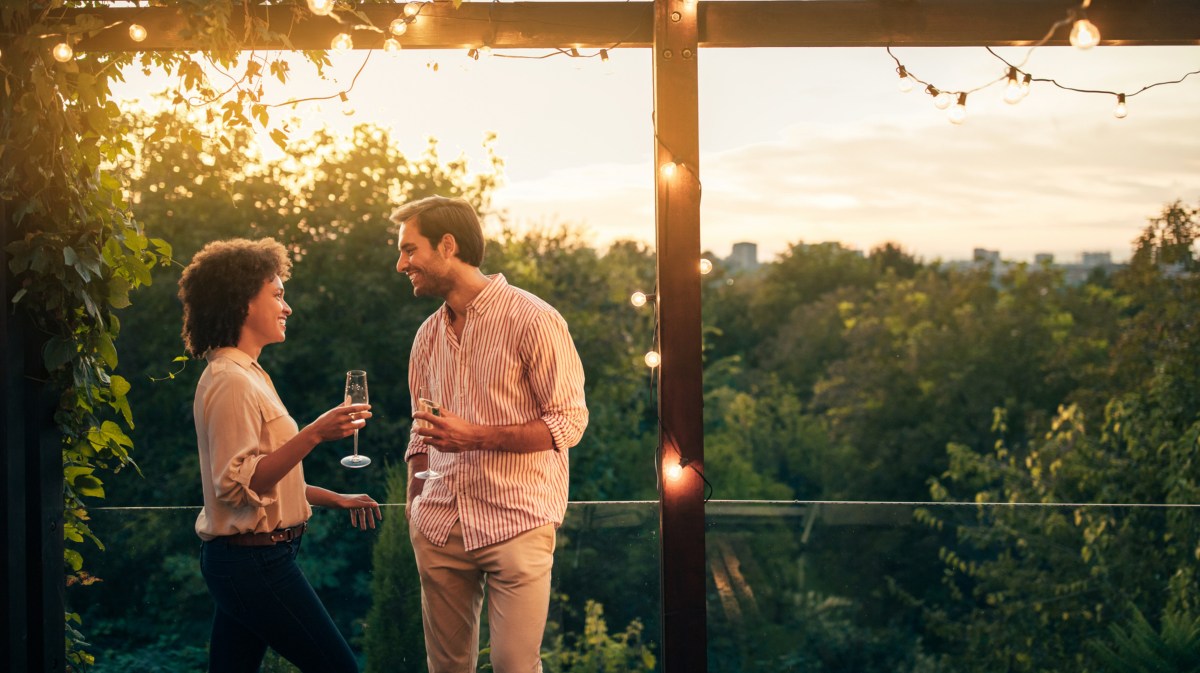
[248,403,372,495]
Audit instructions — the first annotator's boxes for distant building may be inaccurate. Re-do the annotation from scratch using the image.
[1082,251,1113,267]
[973,248,1001,264]
[1035,253,1054,265]
[727,241,760,273]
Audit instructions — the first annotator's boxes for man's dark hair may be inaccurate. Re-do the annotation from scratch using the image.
[178,238,292,358]
[390,196,485,267]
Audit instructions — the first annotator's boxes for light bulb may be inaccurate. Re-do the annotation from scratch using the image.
[630,291,648,307]
[660,161,677,179]
[307,0,335,16]
[666,462,683,481]
[699,259,712,275]
[403,2,421,18]
[600,49,610,63]
[1003,72,1023,105]
[52,42,73,62]
[1113,93,1127,119]
[897,65,913,93]
[1070,19,1100,49]
[331,33,353,52]
[1020,73,1033,98]
[467,48,479,60]
[339,92,355,116]
[383,38,402,53]
[389,19,408,36]
[644,351,661,368]
[948,93,967,125]
[480,45,492,57]
[934,91,953,110]
[128,23,147,42]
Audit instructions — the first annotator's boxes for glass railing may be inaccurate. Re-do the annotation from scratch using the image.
[73,499,1198,671]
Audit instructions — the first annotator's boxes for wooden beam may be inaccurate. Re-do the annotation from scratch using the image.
[67,1,1200,53]
[653,0,707,671]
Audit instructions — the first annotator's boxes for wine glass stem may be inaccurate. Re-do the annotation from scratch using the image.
[353,429,359,456]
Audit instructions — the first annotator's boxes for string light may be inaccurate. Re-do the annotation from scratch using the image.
[128,23,147,43]
[331,33,353,52]
[1113,93,1128,119]
[338,91,355,116]
[480,45,492,57]
[896,65,913,93]
[600,49,610,63]
[467,48,479,60]
[644,351,661,368]
[948,93,967,125]
[1020,73,1033,99]
[389,19,409,36]
[384,38,402,53]
[403,2,421,18]
[699,259,712,275]
[660,161,677,179]
[666,461,684,481]
[52,41,73,62]
[631,291,654,308]
[307,0,335,17]
[1070,0,1100,52]
[1003,67,1023,104]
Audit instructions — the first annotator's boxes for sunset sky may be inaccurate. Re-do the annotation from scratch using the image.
[114,41,1200,265]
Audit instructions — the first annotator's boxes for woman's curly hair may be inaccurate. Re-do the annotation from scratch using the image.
[178,238,292,358]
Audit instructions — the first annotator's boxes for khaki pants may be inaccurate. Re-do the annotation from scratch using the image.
[409,521,556,673]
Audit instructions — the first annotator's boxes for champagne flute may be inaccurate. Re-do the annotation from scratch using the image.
[340,370,371,468]
[414,384,443,480]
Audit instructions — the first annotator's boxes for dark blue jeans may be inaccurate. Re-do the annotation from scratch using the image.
[200,536,358,673]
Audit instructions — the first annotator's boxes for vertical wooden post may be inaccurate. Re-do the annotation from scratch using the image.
[2,206,65,672]
[653,1,707,671]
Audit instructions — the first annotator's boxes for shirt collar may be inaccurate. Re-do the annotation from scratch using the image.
[207,346,265,373]
[440,273,507,322]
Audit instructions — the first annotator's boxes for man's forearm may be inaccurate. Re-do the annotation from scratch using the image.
[481,418,555,453]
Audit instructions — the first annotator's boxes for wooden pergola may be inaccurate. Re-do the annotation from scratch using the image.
[4,1,1199,671]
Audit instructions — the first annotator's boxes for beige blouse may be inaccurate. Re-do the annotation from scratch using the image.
[193,347,310,541]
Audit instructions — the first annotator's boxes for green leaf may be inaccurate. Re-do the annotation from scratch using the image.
[107,276,132,309]
[96,331,118,369]
[109,374,131,398]
[73,475,105,499]
[44,336,77,371]
[64,548,83,572]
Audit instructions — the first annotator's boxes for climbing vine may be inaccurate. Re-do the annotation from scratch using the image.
[0,2,387,667]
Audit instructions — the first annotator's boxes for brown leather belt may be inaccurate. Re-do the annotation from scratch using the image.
[220,522,307,547]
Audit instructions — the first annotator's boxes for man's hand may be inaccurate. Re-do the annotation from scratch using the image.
[413,407,488,453]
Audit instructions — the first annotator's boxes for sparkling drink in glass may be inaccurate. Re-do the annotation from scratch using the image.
[340,370,371,468]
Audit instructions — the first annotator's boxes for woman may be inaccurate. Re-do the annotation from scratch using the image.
[178,237,381,673]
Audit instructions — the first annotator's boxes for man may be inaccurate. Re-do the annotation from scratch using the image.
[392,195,588,673]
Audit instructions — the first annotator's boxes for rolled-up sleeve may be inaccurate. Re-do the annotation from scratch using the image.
[203,375,278,508]
[524,311,588,452]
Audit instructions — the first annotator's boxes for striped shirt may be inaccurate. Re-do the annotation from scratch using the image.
[405,274,588,551]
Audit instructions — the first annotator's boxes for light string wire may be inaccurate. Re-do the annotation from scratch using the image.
[886,0,1200,111]
[651,131,712,503]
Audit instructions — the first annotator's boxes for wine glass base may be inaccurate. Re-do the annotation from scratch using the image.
[415,469,442,480]
[341,455,372,469]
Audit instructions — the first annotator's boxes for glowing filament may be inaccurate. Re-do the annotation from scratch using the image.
[389,19,409,36]
[128,24,147,42]
[52,42,73,62]
[630,291,648,308]
[1070,19,1100,49]
[700,259,713,275]
[307,0,335,16]
[331,33,353,52]
[644,351,661,368]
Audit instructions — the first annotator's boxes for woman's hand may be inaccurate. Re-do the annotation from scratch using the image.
[306,403,372,443]
[334,492,383,530]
